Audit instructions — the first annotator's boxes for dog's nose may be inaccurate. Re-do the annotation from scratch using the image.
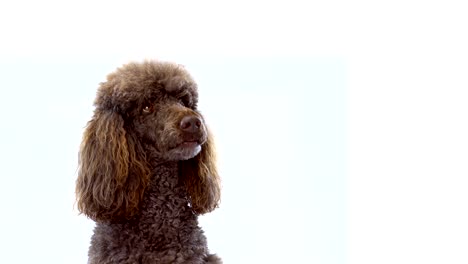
[180,116,202,133]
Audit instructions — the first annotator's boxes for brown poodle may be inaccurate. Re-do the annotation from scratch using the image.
[76,61,222,263]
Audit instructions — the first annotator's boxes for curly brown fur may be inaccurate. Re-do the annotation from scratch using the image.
[76,61,222,264]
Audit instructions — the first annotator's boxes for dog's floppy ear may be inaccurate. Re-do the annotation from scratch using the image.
[75,109,150,222]
[179,129,221,214]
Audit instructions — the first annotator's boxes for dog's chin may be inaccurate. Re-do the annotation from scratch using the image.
[165,142,202,161]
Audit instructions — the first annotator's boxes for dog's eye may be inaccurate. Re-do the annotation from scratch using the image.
[179,95,191,107]
[142,104,154,114]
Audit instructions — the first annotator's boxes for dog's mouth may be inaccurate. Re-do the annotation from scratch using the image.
[165,133,207,159]
[176,137,206,149]
[168,137,203,150]
[165,138,204,161]
[179,140,200,148]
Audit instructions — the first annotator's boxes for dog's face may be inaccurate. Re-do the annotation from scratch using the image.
[94,62,208,161]
[130,90,208,161]
[77,61,221,220]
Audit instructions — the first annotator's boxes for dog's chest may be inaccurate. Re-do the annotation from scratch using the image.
[134,163,197,239]
[92,164,198,251]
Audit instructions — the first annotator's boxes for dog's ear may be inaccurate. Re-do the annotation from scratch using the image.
[179,129,221,214]
[75,110,150,222]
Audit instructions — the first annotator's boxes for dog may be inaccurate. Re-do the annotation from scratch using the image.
[76,61,222,263]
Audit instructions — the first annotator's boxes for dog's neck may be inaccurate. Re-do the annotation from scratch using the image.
[130,142,194,218]
[147,160,180,190]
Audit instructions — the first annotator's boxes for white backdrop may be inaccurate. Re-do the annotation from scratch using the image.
[0,1,467,264]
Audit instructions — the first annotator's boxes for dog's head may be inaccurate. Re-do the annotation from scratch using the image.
[75,61,221,222]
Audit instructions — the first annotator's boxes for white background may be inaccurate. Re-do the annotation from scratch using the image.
[0,1,467,263]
